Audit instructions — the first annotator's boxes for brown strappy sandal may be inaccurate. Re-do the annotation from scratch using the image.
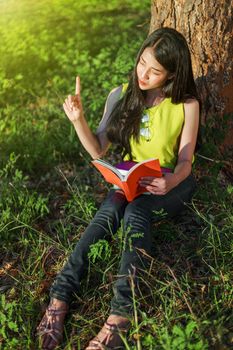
[37,305,68,349]
[85,321,130,350]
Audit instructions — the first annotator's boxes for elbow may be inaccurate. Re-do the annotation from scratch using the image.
[176,159,192,174]
[90,152,102,160]
[90,136,110,159]
[182,159,192,167]
[91,153,102,160]
[90,148,106,160]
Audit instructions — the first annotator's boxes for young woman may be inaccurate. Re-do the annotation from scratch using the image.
[37,27,199,350]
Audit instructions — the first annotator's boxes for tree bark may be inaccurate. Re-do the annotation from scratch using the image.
[150,0,233,155]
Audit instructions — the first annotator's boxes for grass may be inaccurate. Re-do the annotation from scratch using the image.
[0,0,233,349]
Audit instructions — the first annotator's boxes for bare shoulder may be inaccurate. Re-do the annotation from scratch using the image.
[183,99,199,125]
[184,98,199,111]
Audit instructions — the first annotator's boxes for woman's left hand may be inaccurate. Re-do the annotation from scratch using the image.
[139,173,178,195]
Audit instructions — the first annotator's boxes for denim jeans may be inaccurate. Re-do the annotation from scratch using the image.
[50,173,197,316]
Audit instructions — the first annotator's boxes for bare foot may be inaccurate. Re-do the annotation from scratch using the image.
[37,298,68,350]
[86,314,130,349]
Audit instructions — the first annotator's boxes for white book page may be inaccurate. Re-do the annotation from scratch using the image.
[117,169,128,177]
[94,159,125,181]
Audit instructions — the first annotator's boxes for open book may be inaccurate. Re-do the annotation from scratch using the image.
[91,158,162,201]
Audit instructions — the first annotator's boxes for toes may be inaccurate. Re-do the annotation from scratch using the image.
[42,335,51,349]
[45,339,59,350]
[42,336,58,350]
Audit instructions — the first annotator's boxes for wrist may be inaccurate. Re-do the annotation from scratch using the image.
[167,173,180,188]
[72,114,84,126]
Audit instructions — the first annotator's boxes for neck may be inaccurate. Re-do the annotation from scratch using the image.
[145,89,165,107]
[147,88,163,98]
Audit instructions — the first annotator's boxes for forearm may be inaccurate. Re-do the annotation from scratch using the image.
[173,160,192,186]
[139,160,192,195]
[64,80,120,159]
[72,116,104,159]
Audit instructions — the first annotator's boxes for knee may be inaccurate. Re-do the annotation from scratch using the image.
[124,201,150,226]
[97,190,126,219]
[93,205,120,227]
[90,201,125,235]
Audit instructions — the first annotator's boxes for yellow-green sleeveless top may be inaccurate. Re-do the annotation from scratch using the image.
[122,83,185,170]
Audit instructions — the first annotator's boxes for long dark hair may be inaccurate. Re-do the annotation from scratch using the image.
[106,27,199,159]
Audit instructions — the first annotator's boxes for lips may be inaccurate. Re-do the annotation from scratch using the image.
[139,79,147,86]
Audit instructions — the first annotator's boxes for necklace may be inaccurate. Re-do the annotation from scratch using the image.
[140,112,151,142]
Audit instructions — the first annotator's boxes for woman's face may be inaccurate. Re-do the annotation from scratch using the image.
[136,47,170,91]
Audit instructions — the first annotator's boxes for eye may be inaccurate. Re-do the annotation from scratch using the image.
[139,58,145,65]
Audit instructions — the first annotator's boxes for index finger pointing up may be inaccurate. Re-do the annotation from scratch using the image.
[75,76,81,95]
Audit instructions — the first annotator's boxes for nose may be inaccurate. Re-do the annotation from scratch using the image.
[141,68,149,80]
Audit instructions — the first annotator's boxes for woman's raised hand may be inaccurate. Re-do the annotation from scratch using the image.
[63,76,84,123]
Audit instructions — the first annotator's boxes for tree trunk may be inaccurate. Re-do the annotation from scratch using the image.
[150,0,233,157]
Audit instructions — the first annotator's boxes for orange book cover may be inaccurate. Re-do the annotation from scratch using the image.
[91,158,162,201]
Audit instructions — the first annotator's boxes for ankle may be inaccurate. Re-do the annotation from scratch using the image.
[107,314,130,325]
[50,298,69,310]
